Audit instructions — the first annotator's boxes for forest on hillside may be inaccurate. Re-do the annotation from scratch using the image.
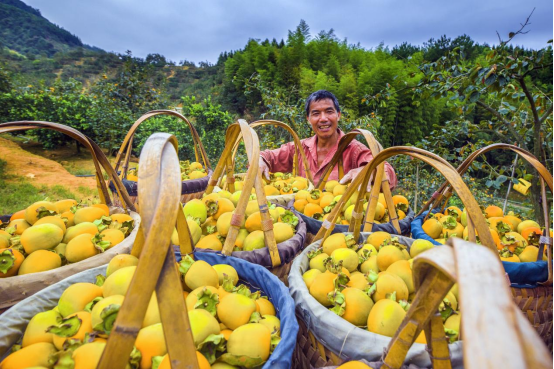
[0,0,90,57]
[0,20,552,217]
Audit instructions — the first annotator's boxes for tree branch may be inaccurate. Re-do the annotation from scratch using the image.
[498,8,534,46]
[518,77,540,125]
[519,76,544,159]
[523,63,554,78]
[475,100,529,151]
[538,103,553,126]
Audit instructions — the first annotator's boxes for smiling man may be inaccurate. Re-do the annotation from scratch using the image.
[259,90,397,189]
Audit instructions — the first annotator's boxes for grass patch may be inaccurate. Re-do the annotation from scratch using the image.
[66,167,94,176]
[0,158,97,215]
[78,186,97,197]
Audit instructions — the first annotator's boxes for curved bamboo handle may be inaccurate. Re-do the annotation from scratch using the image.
[99,133,198,369]
[230,120,314,184]
[418,144,553,270]
[0,121,135,211]
[112,109,211,181]
[316,129,400,234]
[418,144,553,217]
[314,146,496,253]
[205,120,281,267]
[382,237,552,369]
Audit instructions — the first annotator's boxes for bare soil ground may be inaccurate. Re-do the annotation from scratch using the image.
[0,136,97,195]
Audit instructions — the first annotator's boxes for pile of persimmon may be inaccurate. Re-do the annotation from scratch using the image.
[303,231,460,344]
[221,172,310,197]
[421,204,550,262]
[0,200,134,277]
[0,254,282,369]
[126,160,207,182]
[175,190,299,252]
[293,180,410,225]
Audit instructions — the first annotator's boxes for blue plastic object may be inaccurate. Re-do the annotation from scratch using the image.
[411,211,549,287]
[176,248,298,369]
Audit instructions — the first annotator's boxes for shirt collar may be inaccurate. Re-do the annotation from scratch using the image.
[304,129,345,150]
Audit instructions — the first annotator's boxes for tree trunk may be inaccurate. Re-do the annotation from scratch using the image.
[529,177,545,225]
[531,104,547,226]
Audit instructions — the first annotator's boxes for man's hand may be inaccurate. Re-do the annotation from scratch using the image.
[259,157,270,180]
[339,167,372,192]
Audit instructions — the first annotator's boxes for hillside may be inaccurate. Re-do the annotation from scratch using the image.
[0,0,94,57]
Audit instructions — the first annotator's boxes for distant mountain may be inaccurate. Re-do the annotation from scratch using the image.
[0,0,98,57]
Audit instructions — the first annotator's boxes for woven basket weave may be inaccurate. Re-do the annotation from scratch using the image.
[511,285,553,350]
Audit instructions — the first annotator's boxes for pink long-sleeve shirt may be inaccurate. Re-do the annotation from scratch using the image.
[260,129,397,188]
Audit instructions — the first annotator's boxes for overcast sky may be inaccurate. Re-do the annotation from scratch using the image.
[23,0,553,64]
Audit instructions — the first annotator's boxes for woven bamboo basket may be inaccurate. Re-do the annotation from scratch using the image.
[315,237,552,369]
[290,146,500,368]
[0,132,298,369]
[109,109,212,208]
[103,132,299,368]
[217,119,315,206]
[0,121,139,312]
[0,133,194,367]
[199,120,308,284]
[294,129,413,246]
[414,143,553,349]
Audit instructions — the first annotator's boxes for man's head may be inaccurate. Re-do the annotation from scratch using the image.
[305,90,340,117]
[306,90,341,141]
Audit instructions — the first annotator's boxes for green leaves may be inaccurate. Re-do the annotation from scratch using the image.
[468,91,480,103]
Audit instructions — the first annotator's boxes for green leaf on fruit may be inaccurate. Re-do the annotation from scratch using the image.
[219,353,265,368]
[198,334,227,364]
[46,316,82,337]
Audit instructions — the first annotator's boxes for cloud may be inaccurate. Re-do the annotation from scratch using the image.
[23,0,553,63]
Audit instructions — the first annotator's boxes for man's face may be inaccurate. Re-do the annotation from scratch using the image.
[307,98,341,140]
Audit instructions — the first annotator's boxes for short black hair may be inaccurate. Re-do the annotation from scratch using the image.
[305,90,341,117]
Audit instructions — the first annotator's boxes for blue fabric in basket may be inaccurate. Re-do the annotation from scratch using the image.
[175,247,298,369]
[411,211,550,287]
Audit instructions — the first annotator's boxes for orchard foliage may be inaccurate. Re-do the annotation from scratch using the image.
[0,18,551,218]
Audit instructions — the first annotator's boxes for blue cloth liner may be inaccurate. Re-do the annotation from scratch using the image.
[411,211,550,287]
[290,202,414,237]
[175,247,298,369]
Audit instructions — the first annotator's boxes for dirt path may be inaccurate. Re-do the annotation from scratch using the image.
[0,137,97,194]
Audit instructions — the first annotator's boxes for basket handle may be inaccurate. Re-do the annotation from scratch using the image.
[417,143,553,274]
[229,119,314,184]
[112,109,211,182]
[381,238,552,369]
[316,129,384,189]
[418,144,552,217]
[316,129,400,234]
[98,133,199,369]
[0,121,135,211]
[313,146,497,254]
[205,120,281,267]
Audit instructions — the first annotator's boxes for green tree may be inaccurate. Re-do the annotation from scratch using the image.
[89,52,166,153]
[414,23,552,221]
[337,69,358,115]
[180,96,234,164]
